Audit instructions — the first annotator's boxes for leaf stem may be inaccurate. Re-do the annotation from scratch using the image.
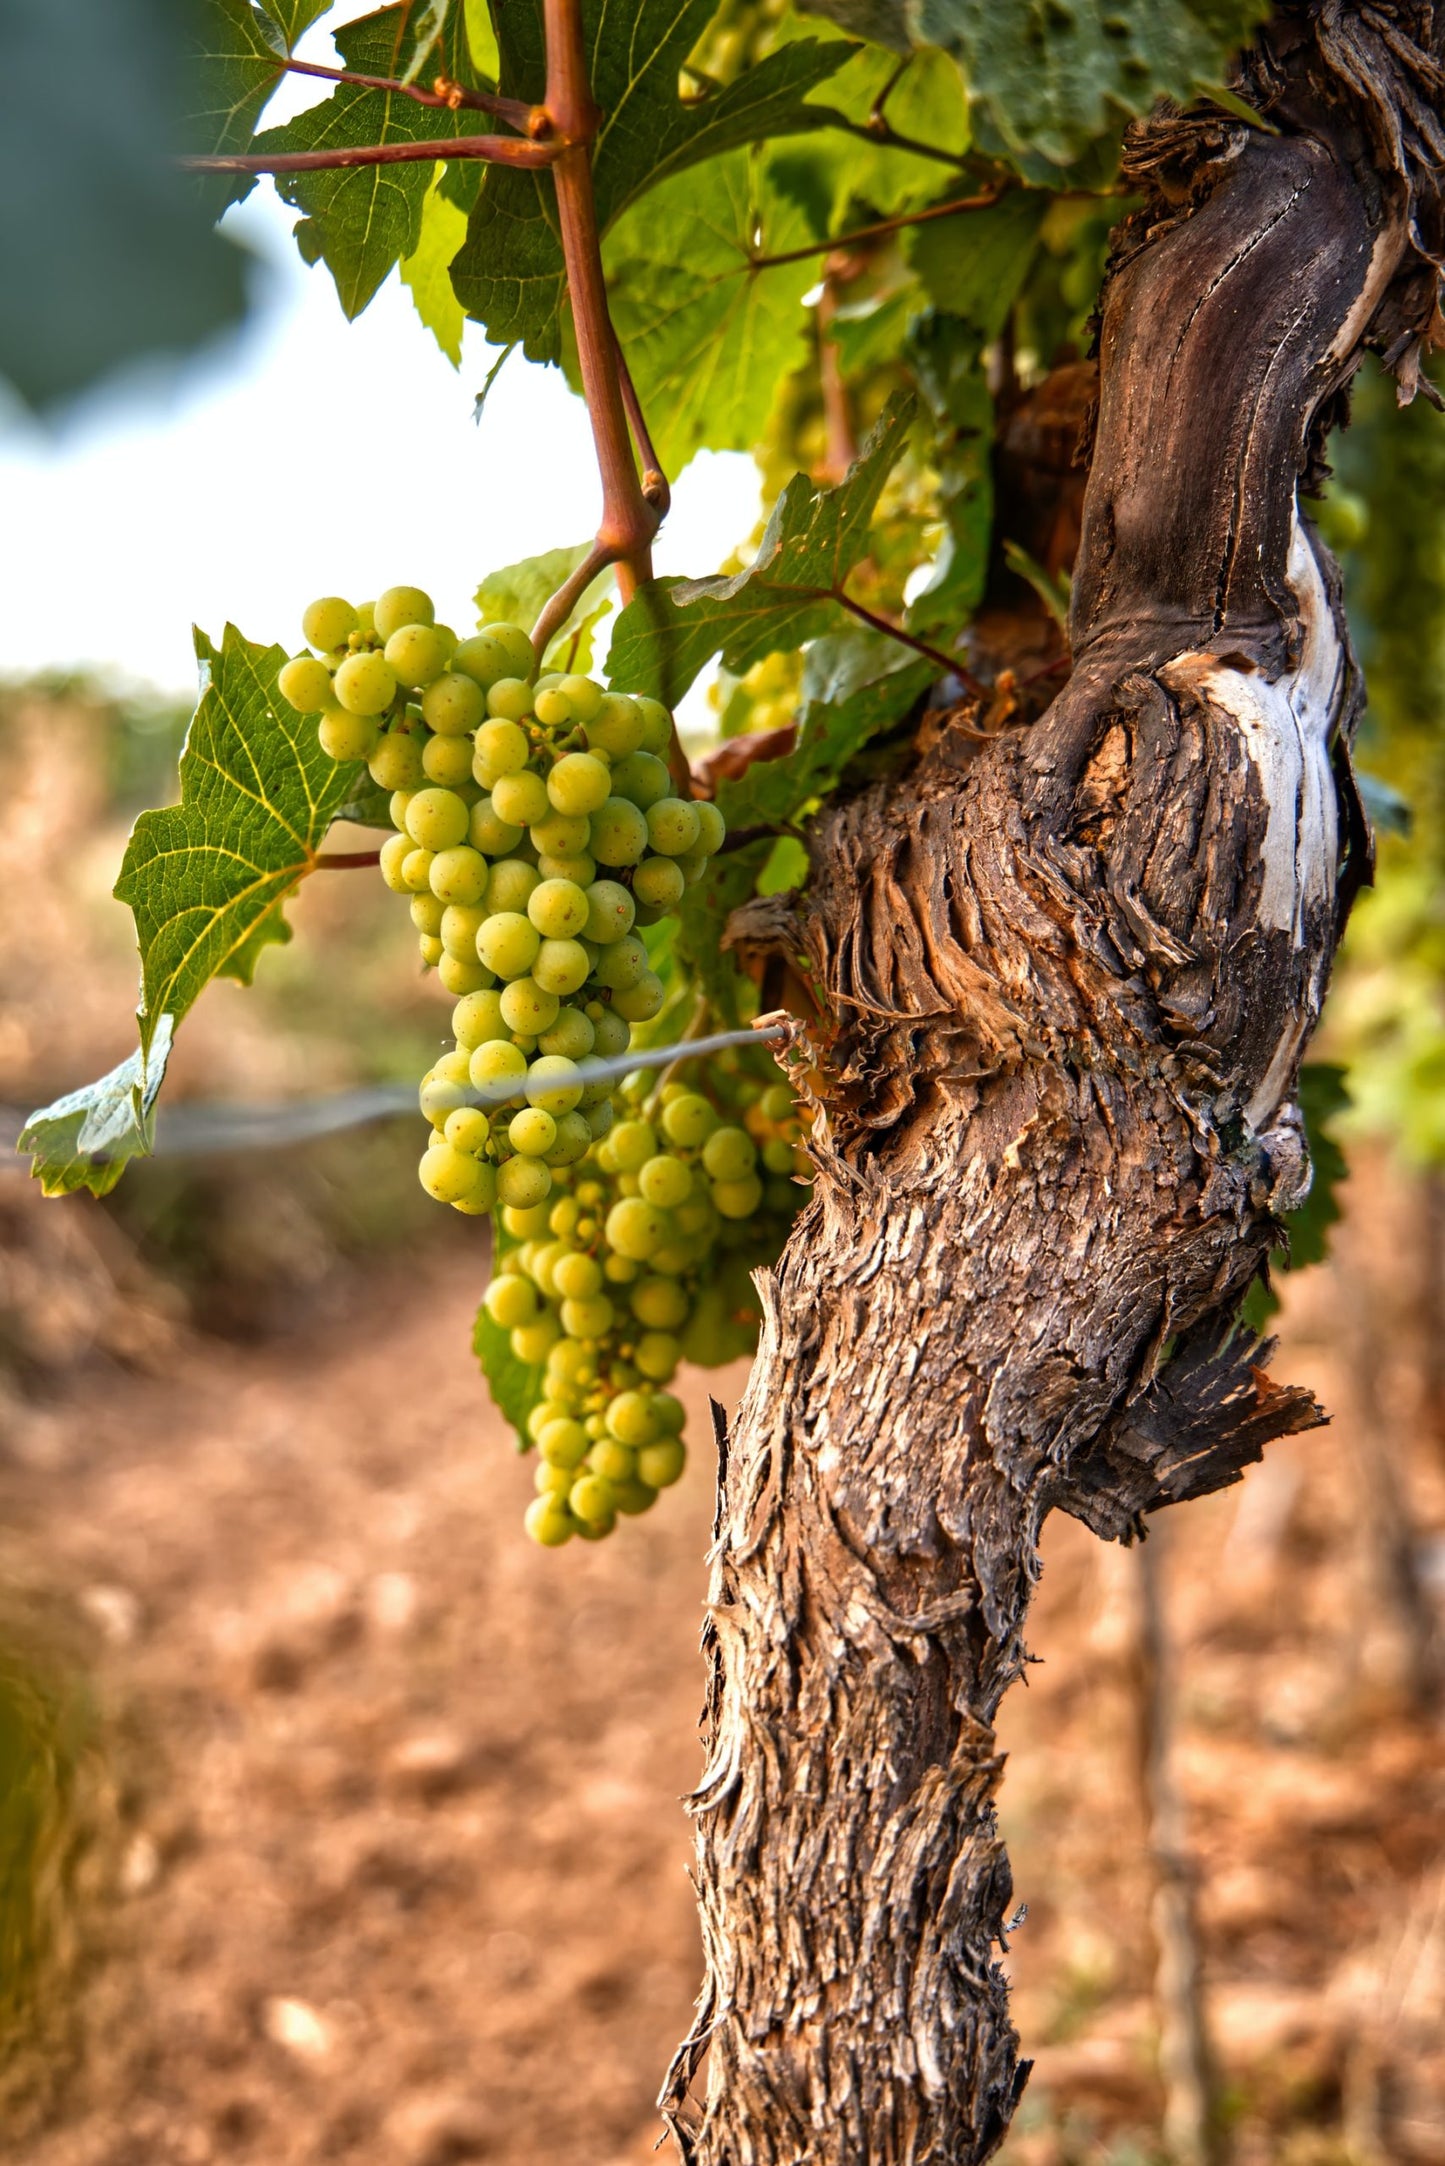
[275,55,540,130]
[184,133,558,176]
[313,848,383,869]
[834,590,987,699]
[749,187,1006,272]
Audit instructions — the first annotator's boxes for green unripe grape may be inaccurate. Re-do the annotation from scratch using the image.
[513,1313,562,1366]
[423,672,487,736]
[428,846,488,907]
[530,810,590,858]
[611,1120,657,1171]
[605,1195,670,1262]
[547,752,611,816]
[452,633,513,690]
[579,1081,613,1113]
[605,1391,659,1447]
[577,879,630,944]
[525,1055,584,1114]
[491,770,550,828]
[506,1203,555,1241]
[478,623,536,680]
[588,1438,635,1486]
[405,787,470,852]
[583,1098,614,1142]
[477,911,540,979]
[538,1007,595,1060]
[401,846,435,893]
[484,1273,538,1329]
[646,798,702,857]
[389,788,417,831]
[469,800,524,856]
[509,1106,557,1157]
[613,971,664,1023]
[763,1137,797,1174]
[498,1156,552,1209]
[588,797,649,867]
[527,877,590,939]
[631,1276,689,1330]
[452,990,508,1049]
[373,586,434,640]
[318,712,380,761]
[703,1126,757,1180]
[591,1009,631,1059]
[420,733,474,788]
[609,750,670,809]
[693,801,726,856]
[302,596,358,652]
[650,1390,685,1434]
[333,651,398,717]
[418,1066,470,1128]
[532,937,590,997]
[553,1250,603,1301]
[450,1164,497,1215]
[635,1330,680,1382]
[555,674,603,722]
[484,858,540,916]
[633,856,686,910]
[438,952,491,995]
[549,1196,582,1238]
[633,696,674,756]
[419,1141,486,1205]
[420,938,445,972]
[533,687,573,727]
[760,1083,794,1122]
[369,732,426,792]
[534,1462,574,1500]
[593,935,648,991]
[638,1437,686,1490]
[639,1154,692,1209]
[561,1293,614,1340]
[472,716,529,784]
[440,903,487,962]
[486,677,534,722]
[523,1497,574,1547]
[602,1252,637,1285]
[384,623,453,689]
[379,833,412,892]
[539,1418,589,1470]
[660,1093,716,1148]
[675,1194,718,1239]
[536,852,597,887]
[712,1173,764,1219]
[649,1243,691,1278]
[410,891,445,936]
[500,977,560,1036]
[445,1106,491,1155]
[569,1474,615,1526]
[470,1038,528,1094]
[279,654,334,713]
[530,1241,568,1298]
[544,1110,593,1166]
[587,693,645,759]
[676,852,709,887]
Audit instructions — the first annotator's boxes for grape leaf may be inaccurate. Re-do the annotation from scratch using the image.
[605,150,818,477]
[775,34,970,228]
[473,1286,543,1448]
[189,0,286,176]
[259,0,333,49]
[798,0,1270,165]
[448,2,854,362]
[674,840,775,1029]
[715,652,932,829]
[401,173,469,363]
[18,626,360,1198]
[473,544,615,672]
[606,391,917,707]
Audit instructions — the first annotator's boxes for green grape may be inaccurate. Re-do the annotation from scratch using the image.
[418,1054,472,1126]
[676,852,709,887]
[384,623,453,689]
[581,880,634,944]
[487,677,534,722]
[605,1196,670,1261]
[410,891,446,936]
[693,801,726,856]
[379,832,413,892]
[445,1107,491,1155]
[606,1391,659,1446]
[538,1417,589,1469]
[561,1293,615,1340]
[498,1156,552,1208]
[373,586,434,640]
[469,800,524,856]
[631,1275,689,1330]
[441,903,487,961]
[613,972,664,1023]
[428,847,489,907]
[762,1137,796,1174]
[633,696,674,756]
[544,1110,593,1166]
[484,1273,538,1329]
[674,1193,718,1239]
[760,1084,794,1121]
[478,623,537,680]
[635,1331,680,1382]
[500,977,560,1036]
[454,989,508,1048]
[583,1098,614,1141]
[452,633,514,690]
[547,752,612,816]
[703,1127,757,1181]
[588,1438,635,1485]
[423,672,486,736]
[602,1251,637,1291]
[492,770,551,828]
[533,937,590,997]
[638,1155,692,1209]
[389,788,417,831]
[538,1007,595,1060]
[369,732,426,792]
[527,877,590,939]
[536,851,598,887]
[646,798,702,857]
[484,858,540,915]
[548,1336,597,1388]
[534,1463,575,1500]
[524,1496,574,1546]
[473,717,530,784]
[587,694,645,759]
[505,1202,554,1240]
[405,787,471,852]
[611,1477,658,1516]
[608,751,670,809]
[470,1039,528,1094]
[302,596,359,652]
[421,939,445,973]
[638,1437,686,1489]
[591,1009,631,1058]
[419,1141,487,1205]
[712,1173,764,1219]
[477,911,541,979]
[661,1093,716,1148]
[593,934,648,991]
[526,1055,584,1114]
[530,810,591,858]
[569,1474,615,1526]
[509,1106,557,1157]
[556,674,603,722]
[279,654,334,713]
[633,856,686,909]
[438,953,491,995]
[553,1250,603,1300]
[610,1120,656,1171]
[421,734,475,787]
[588,797,649,867]
[533,687,573,727]
[649,1243,691,1278]
[402,846,436,893]
[650,1390,685,1434]
[319,712,380,760]
[334,651,398,717]
[450,1171,497,1216]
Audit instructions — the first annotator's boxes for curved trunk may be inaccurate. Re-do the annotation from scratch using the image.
[664,10,1445,2164]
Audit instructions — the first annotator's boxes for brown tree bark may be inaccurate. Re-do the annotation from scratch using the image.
[662,9,1445,2162]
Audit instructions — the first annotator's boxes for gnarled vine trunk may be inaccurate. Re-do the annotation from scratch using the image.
[663,8,1445,2162]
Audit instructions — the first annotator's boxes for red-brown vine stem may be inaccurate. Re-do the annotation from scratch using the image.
[183,133,558,176]
[749,187,1007,272]
[836,591,988,700]
[274,55,538,128]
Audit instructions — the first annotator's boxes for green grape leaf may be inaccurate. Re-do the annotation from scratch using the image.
[775,35,970,228]
[253,5,482,317]
[463,0,499,76]
[472,1289,543,1448]
[400,172,470,363]
[606,391,917,706]
[907,189,1048,331]
[449,3,853,361]
[473,543,616,672]
[606,149,818,476]
[189,0,286,176]
[18,1019,176,1201]
[18,627,360,1198]
[400,0,452,81]
[798,0,1269,164]
[259,0,333,49]
[716,652,932,829]
[674,839,776,1028]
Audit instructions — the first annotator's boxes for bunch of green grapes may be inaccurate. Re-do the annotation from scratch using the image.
[480,1069,811,1546]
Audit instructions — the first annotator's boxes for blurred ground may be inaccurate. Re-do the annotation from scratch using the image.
[1,685,1443,2165]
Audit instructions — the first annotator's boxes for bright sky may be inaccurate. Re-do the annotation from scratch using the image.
[0,186,761,702]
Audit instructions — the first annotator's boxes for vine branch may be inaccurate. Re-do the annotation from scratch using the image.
[835,590,987,699]
[184,133,559,176]
[274,55,541,130]
[749,188,1007,273]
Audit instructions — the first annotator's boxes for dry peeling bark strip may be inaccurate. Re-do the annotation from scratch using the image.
[662,7,1445,2164]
